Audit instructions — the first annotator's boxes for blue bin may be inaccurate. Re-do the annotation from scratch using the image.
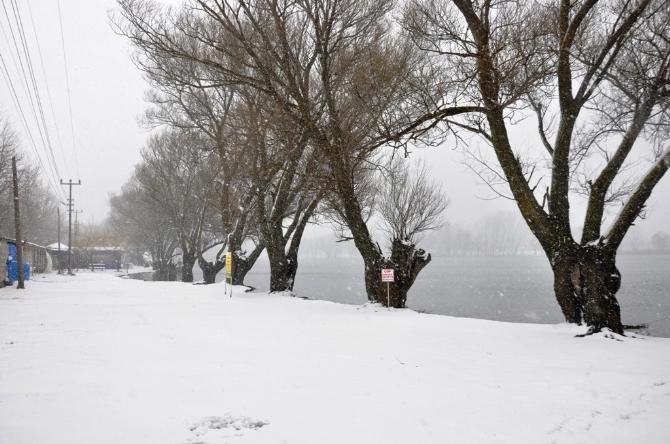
[5,243,30,283]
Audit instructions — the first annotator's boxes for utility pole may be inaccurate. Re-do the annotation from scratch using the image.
[74,210,83,240]
[61,179,81,275]
[73,209,83,271]
[57,206,62,274]
[12,157,24,289]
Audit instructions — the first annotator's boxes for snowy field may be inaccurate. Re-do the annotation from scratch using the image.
[1,272,669,444]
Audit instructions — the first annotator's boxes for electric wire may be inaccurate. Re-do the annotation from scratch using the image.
[0,52,64,200]
[25,0,71,179]
[1,1,62,193]
[10,0,63,183]
[56,0,80,178]
[0,0,69,201]
[0,52,62,200]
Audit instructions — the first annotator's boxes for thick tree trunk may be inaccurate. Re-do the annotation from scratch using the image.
[181,250,196,283]
[550,243,624,334]
[364,258,385,303]
[268,255,298,292]
[231,243,265,286]
[200,259,224,284]
[574,247,624,335]
[551,248,583,325]
[362,239,432,308]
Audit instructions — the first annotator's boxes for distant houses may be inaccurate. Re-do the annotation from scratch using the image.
[46,243,124,272]
[2,237,126,287]
[1,237,48,286]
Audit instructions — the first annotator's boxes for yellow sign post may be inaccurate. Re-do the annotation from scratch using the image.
[225,252,233,297]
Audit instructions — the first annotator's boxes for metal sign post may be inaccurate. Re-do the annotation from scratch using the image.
[225,252,233,297]
[381,269,394,311]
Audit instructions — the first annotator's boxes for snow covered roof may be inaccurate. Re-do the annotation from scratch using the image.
[47,243,69,251]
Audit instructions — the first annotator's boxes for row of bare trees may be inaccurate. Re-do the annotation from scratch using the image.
[0,116,60,246]
[110,0,450,307]
[112,0,670,333]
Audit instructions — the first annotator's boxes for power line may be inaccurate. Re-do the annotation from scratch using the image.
[0,0,69,201]
[56,0,80,178]
[25,0,71,179]
[10,0,63,182]
[0,52,65,201]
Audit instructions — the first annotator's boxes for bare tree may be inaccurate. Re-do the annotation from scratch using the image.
[375,157,450,306]
[136,128,223,282]
[228,91,323,293]
[108,174,180,280]
[113,17,267,286]
[404,0,670,333]
[0,116,59,246]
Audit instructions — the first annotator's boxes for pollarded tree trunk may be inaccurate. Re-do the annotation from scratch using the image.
[391,239,432,308]
[377,239,432,308]
[181,249,196,283]
[363,240,432,308]
[199,258,224,284]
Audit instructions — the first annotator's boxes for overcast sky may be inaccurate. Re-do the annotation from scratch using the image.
[1,0,668,238]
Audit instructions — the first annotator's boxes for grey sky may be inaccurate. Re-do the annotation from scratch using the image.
[1,0,668,238]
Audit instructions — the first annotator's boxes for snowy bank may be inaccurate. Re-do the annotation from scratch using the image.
[1,272,669,444]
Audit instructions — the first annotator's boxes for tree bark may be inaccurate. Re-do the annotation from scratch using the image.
[573,246,624,335]
[230,242,265,286]
[267,251,298,292]
[550,247,583,325]
[181,249,196,283]
[362,239,433,308]
[550,241,624,334]
[199,258,224,284]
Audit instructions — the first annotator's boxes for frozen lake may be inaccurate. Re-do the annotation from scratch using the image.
[200,253,670,337]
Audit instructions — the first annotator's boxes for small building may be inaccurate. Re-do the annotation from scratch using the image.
[0,237,46,287]
[46,243,68,273]
[86,246,124,270]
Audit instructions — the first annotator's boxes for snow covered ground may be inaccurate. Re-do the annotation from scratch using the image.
[1,272,669,444]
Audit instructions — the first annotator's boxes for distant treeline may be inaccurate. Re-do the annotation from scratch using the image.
[300,211,670,258]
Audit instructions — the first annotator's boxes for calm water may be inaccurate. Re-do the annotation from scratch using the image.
[200,253,670,337]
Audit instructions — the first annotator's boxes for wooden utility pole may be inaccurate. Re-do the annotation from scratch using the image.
[61,179,81,275]
[12,157,24,289]
[57,206,62,274]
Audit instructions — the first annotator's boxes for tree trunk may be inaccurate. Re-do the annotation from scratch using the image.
[267,255,298,293]
[550,243,624,334]
[267,249,298,293]
[574,246,624,335]
[550,247,583,325]
[230,243,265,286]
[366,239,431,308]
[181,249,196,283]
[200,259,224,284]
[264,207,314,293]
